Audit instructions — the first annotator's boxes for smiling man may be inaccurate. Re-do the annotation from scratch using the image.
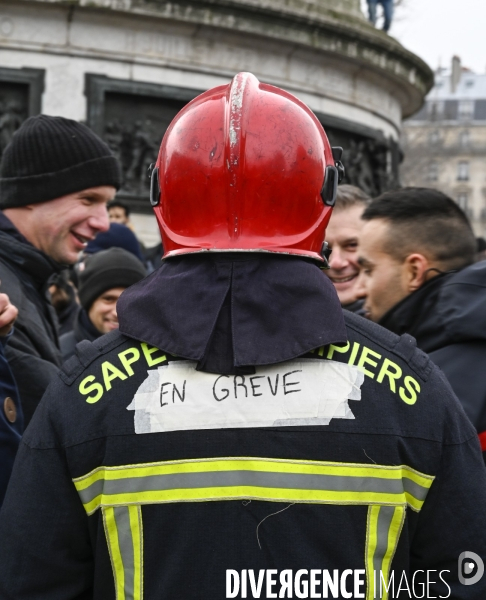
[60,248,146,361]
[325,184,370,311]
[357,188,476,324]
[356,188,486,458]
[0,115,121,423]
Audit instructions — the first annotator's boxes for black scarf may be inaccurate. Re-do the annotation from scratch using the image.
[118,254,347,374]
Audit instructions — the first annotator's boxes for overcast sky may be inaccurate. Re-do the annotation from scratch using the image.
[360,0,485,74]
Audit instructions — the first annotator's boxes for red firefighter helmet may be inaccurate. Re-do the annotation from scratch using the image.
[150,72,343,263]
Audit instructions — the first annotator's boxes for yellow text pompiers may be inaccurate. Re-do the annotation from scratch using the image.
[324,342,421,405]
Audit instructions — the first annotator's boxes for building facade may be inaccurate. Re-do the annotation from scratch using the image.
[402,57,486,236]
[0,0,433,243]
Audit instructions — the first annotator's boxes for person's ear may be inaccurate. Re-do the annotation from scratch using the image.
[403,253,430,292]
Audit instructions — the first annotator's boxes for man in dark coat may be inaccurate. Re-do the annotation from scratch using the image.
[357,187,486,455]
[325,184,370,313]
[0,292,23,508]
[49,270,79,336]
[0,115,121,424]
[60,248,146,361]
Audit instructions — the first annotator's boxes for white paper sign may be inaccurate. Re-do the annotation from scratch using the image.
[127,359,364,434]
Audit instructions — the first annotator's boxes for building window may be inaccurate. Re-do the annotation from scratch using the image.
[428,101,444,120]
[458,100,474,121]
[427,161,439,181]
[459,130,470,148]
[457,161,469,181]
[457,193,468,210]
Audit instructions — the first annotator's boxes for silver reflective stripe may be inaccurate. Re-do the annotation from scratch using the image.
[374,506,395,576]
[78,471,410,507]
[75,459,434,515]
[80,478,104,506]
[365,505,406,600]
[402,476,429,502]
[103,505,143,600]
[114,507,136,600]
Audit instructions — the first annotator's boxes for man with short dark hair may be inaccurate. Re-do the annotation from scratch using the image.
[0,115,121,423]
[107,199,130,226]
[325,184,370,311]
[357,187,486,452]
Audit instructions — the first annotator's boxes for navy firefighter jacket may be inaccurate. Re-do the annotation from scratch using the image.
[0,255,485,600]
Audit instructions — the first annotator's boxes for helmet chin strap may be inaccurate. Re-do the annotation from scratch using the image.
[319,242,331,270]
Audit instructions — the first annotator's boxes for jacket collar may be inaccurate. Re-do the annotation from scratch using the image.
[75,308,102,343]
[0,211,62,290]
[378,273,452,353]
[117,254,347,374]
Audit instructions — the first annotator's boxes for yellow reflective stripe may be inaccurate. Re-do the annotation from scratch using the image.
[103,507,125,600]
[404,492,422,512]
[74,458,434,516]
[129,506,143,600]
[74,457,434,488]
[381,507,405,600]
[103,506,143,600]
[365,505,405,600]
[365,505,380,600]
[83,488,417,517]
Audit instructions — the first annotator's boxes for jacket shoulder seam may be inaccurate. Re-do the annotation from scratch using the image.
[59,331,130,386]
[344,317,432,381]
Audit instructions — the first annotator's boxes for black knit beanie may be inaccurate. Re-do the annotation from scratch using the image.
[0,115,122,208]
[78,247,146,311]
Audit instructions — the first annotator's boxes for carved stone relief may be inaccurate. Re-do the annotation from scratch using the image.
[102,92,185,195]
[0,68,44,163]
[85,75,200,212]
[326,127,399,197]
[0,83,28,162]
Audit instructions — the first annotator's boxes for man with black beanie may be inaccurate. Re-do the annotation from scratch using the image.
[60,248,146,361]
[0,114,122,424]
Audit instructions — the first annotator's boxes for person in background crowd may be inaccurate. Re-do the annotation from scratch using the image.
[0,115,121,424]
[84,221,145,262]
[60,248,146,361]
[107,198,149,259]
[0,292,23,508]
[357,187,486,457]
[144,238,164,272]
[48,270,79,336]
[325,184,370,312]
[367,0,393,32]
[476,237,486,261]
[107,199,132,228]
[1,74,484,600]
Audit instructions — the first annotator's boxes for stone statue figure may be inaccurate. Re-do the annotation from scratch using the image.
[0,99,24,159]
[124,120,158,191]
